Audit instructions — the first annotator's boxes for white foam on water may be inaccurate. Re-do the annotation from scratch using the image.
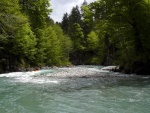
[88,68,102,72]
[88,68,110,73]
[0,70,47,78]
[32,79,59,84]
[0,70,59,84]
[0,72,30,78]
[0,66,111,78]
[15,77,59,84]
[101,66,117,70]
[0,66,130,83]
[0,70,54,78]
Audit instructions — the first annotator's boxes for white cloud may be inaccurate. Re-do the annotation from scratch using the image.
[50,0,97,22]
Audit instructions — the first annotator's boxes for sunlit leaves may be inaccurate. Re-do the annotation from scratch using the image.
[87,31,99,50]
[72,23,85,51]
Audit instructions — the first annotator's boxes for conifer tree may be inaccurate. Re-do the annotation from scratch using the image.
[61,13,69,34]
[68,5,82,37]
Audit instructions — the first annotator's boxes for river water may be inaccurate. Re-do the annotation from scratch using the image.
[0,66,150,113]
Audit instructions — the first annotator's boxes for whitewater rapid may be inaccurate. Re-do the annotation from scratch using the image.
[0,66,131,84]
[0,65,150,113]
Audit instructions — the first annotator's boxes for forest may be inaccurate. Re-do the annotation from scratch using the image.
[0,0,150,75]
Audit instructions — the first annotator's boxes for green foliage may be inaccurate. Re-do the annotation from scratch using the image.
[12,21,36,60]
[33,28,46,66]
[61,13,69,34]
[82,5,94,38]
[34,25,72,66]
[19,0,52,29]
[53,25,73,65]
[43,26,62,66]
[1,0,149,75]
[0,0,73,72]
[86,0,150,74]
[72,23,85,51]
[68,5,82,37]
[87,31,99,50]
[61,3,91,65]
[69,5,82,25]
[0,0,37,71]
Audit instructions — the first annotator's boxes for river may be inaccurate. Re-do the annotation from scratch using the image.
[0,65,150,113]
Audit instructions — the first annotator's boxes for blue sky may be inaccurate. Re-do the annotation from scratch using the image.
[50,0,97,22]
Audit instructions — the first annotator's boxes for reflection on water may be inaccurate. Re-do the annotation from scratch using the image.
[0,66,150,113]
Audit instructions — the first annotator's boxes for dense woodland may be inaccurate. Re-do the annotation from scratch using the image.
[0,0,150,75]
[0,0,72,72]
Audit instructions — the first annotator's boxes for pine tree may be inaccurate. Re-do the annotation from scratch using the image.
[61,13,69,34]
[68,5,82,37]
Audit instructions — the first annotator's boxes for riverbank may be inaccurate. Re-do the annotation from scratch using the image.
[0,64,73,74]
[1,65,149,77]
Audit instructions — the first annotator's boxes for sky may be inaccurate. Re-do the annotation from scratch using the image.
[50,0,97,22]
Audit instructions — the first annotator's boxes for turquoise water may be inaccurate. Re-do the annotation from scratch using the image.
[0,66,150,113]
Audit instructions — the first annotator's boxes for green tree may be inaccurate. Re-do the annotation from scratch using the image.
[0,0,36,71]
[61,13,69,34]
[72,23,84,51]
[19,0,51,30]
[87,0,150,74]
[69,5,82,25]
[81,1,93,39]
[69,23,85,64]
[68,5,82,37]
[87,31,99,51]
[53,25,72,65]
[12,22,36,63]
[43,26,62,66]
[86,31,100,64]
[32,28,46,66]
[19,0,53,66]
